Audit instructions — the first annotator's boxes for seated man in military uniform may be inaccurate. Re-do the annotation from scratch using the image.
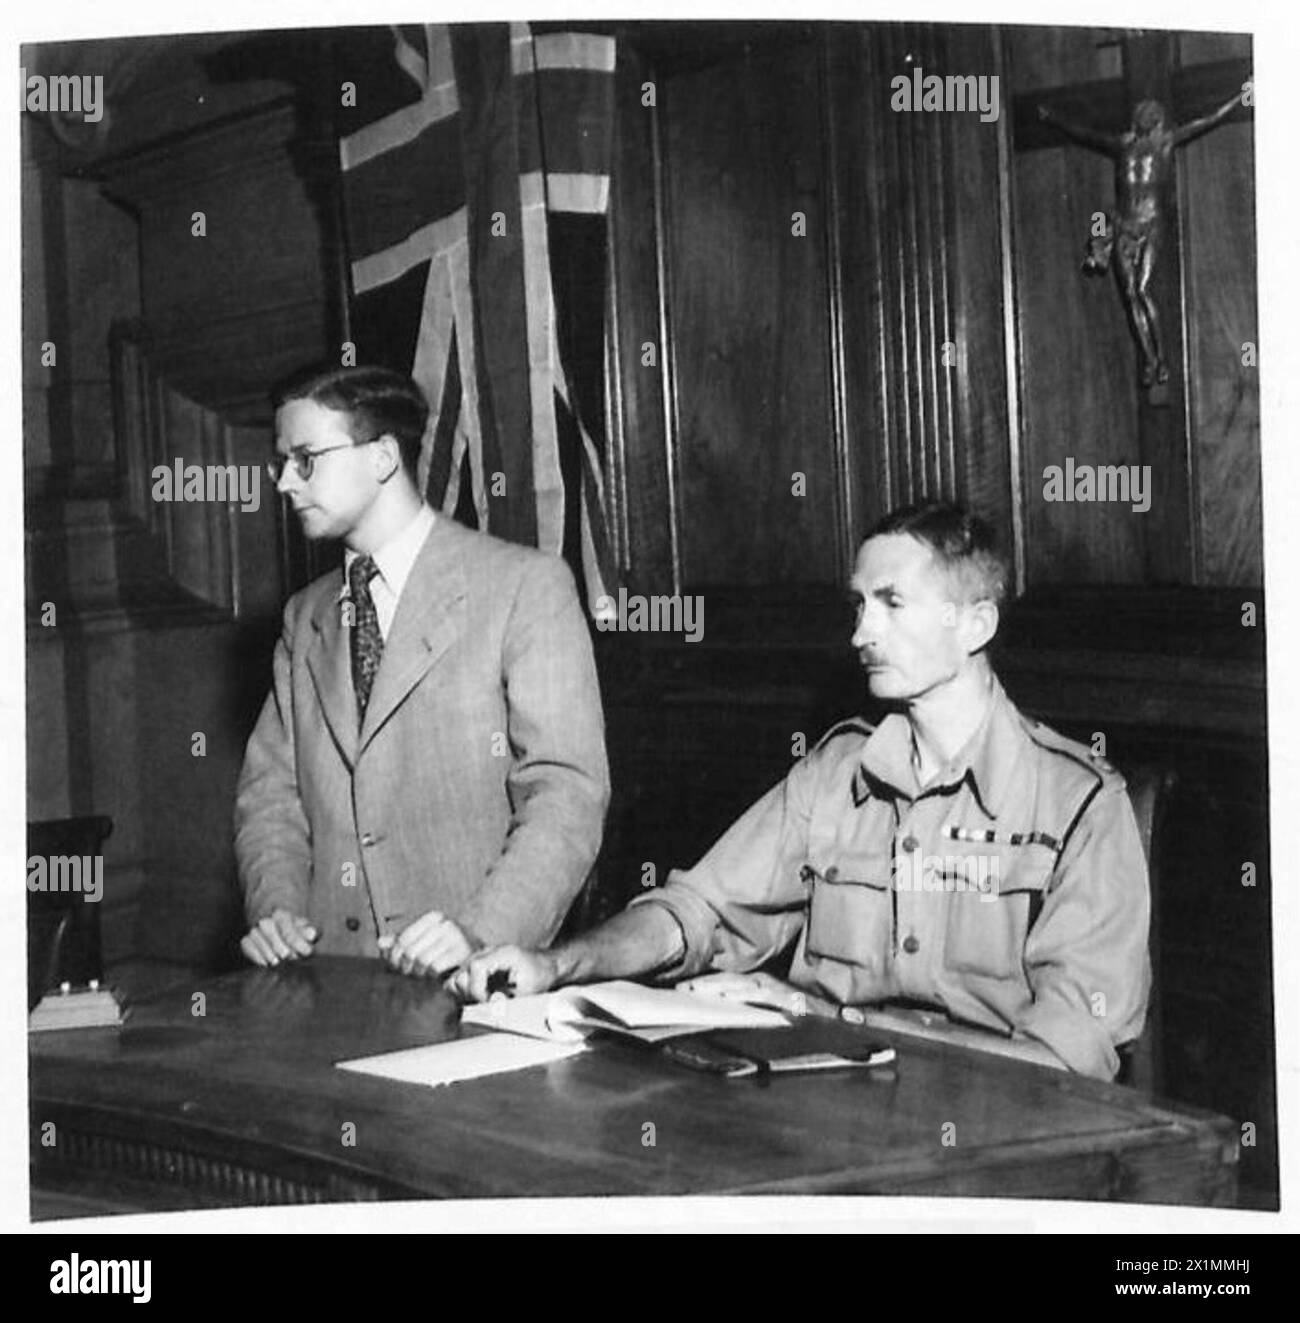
[455,502,1150,1080]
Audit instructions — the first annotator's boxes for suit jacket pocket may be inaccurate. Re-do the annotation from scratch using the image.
[803,855,894,977]
[943,852,1052,981]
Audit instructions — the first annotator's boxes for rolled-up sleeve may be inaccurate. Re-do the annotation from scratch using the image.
[1017,781,1151,1080]
[629,755,818,980]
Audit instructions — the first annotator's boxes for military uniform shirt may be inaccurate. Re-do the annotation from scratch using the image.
[631,676,1151,1080]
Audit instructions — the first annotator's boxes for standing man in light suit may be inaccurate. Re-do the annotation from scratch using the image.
[235,365,609,978]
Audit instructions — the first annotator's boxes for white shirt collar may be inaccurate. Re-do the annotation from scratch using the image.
[340,504,436,602]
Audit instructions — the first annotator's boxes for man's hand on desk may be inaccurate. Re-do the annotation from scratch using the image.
[451,945,560,1001]
[451,904,693,1001]
[240,910,319,966]
[380,910,473,978]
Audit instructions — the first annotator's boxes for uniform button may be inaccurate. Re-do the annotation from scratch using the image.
[345,917,361,932]
[360,832,375,847]
[902,934,920,954]
[901,835,920,853]
[824,866,839,883]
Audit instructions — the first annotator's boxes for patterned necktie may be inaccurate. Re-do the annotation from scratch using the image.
[347,554,383,721]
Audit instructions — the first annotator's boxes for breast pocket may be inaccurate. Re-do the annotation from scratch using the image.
[943,850,1053,981]
[803,851,894,977]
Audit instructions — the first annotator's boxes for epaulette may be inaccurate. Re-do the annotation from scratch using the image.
[1021,715,1116,786]
[812,716,875,754]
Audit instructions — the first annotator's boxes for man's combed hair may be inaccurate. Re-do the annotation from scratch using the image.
[867,501,1010,607]
[274,365,429,481]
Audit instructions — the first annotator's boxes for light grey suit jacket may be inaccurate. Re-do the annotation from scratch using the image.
[234,515,610,955]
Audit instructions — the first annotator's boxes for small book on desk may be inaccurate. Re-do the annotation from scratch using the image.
[661,1020,897,1079]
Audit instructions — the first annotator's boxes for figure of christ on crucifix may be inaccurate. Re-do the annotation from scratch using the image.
[1038,83,1250,387]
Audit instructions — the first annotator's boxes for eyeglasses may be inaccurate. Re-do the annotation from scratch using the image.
[267,435,384,483]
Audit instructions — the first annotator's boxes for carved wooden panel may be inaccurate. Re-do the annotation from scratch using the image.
[661,38,840,589]
[1182,118,1261,586]
[846,24,1017,554]
[608,26,848,594]
[34,1108,393,1211]
[110,326,283,621]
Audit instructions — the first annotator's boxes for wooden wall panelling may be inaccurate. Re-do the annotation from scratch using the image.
[608,42,675,595]
[858,24,1000,518]
[944,26,1017,562]
[660,34,841,589]
[906,25,956,503]
[611,22,1021,593]
[59,177,140,492]
[109,328,283,622]
[995,30,1030,595]
[1009,26,1146,586]
[817,34,855,571]
[22,119,54,475]
[1180,108,1261,586]
[100,100,330,426]
[823,26,892,542]
[867,26,933,507]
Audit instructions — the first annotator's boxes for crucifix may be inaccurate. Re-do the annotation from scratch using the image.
[1014,31,1253,583]
[1019,32,1252,395]
[1037,83,1249,388]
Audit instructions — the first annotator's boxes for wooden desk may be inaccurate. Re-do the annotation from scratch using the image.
[29,957,1238,1214]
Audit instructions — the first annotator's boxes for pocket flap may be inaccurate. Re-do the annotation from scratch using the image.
[804,859,893,970]
[989,849,1054,897]
[801,847,893,891]
[924,845,1052,901]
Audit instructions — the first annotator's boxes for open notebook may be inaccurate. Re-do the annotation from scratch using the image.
[336,982,795,1089]
[461,979,795,1044]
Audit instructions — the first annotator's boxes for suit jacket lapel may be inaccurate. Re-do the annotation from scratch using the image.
[358,518,465,756]
[305,571,360,768]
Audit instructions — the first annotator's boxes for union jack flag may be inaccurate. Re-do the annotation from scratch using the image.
[338,21,617,611]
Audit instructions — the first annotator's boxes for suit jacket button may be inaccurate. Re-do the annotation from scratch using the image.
[902,934,920,954]
[346,917,361,932]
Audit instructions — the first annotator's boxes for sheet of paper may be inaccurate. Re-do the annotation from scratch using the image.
[335,1032,585,1087]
